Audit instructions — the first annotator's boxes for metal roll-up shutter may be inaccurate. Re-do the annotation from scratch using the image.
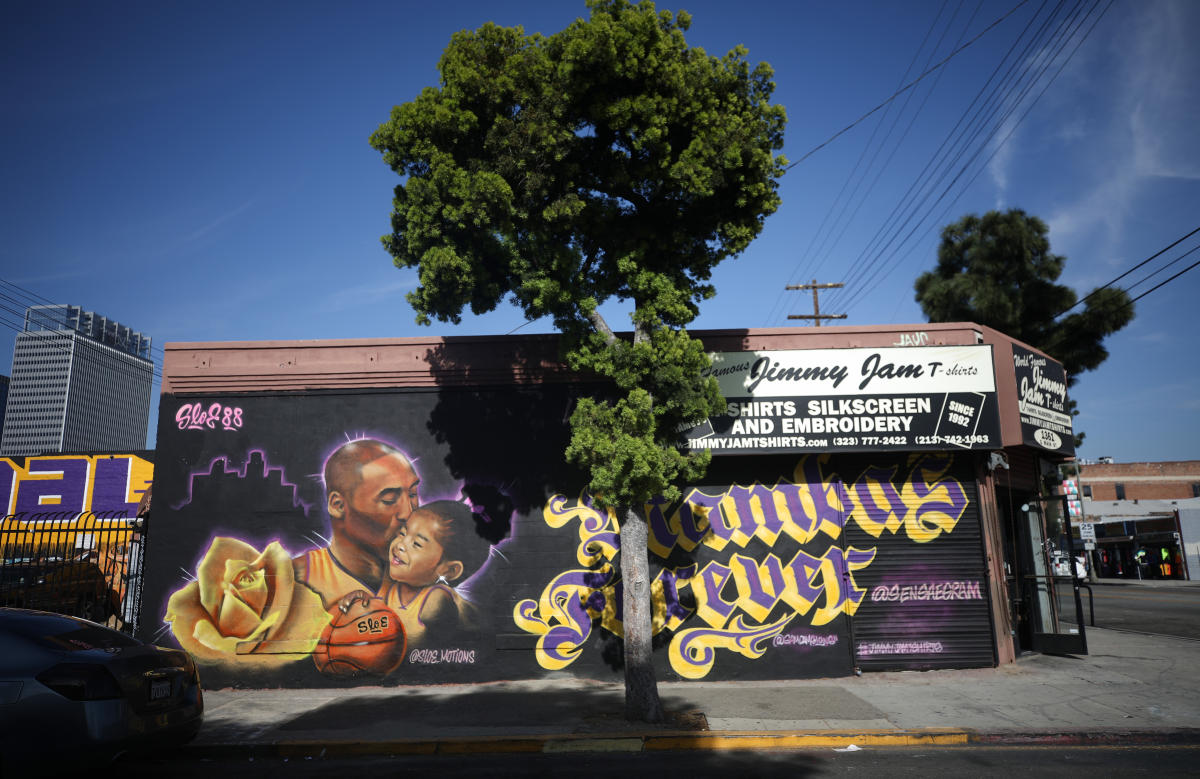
[840,451,996,672]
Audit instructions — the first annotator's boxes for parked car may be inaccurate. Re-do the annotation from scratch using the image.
[0,557,122,623]
[0,608,203,774]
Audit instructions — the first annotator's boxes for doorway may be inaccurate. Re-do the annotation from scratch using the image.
[996,489,1087,656]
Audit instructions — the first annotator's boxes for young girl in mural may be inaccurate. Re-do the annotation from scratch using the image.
[340,499,493,648]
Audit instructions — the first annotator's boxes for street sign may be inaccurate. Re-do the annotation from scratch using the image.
[1079,522,1096,541]
[1084,540,1096,550]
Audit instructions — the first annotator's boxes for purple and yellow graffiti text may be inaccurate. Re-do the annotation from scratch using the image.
[514,454,971,679]
[1,454,151,517]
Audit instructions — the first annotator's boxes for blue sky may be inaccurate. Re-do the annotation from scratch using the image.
[2,0,1197,461]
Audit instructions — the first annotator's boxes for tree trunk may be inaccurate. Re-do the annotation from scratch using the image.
[619,504,664,722]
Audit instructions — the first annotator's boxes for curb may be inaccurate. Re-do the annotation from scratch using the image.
[168,726,1200,759]
[179,729,968,759]
[967,729,1200,747]
[166,724,1099,758]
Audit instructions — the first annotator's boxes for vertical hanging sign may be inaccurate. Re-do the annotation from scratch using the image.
[1012,344,1074,455]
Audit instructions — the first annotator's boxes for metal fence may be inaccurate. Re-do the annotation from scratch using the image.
[0,511,147,635]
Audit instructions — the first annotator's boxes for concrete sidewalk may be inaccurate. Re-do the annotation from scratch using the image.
[183,625,1200,757]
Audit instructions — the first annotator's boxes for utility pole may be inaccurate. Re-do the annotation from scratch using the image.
[787,280,846,326]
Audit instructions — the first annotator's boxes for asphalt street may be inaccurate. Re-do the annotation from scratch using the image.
[32,578,1200,778]
[1058,582,1200,639]
[114,745,1200,778]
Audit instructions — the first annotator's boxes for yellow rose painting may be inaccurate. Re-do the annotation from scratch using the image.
[166,537,330,666]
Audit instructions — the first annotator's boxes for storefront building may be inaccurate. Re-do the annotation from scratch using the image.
[1080,498,1196,581]
[141,323,1084,688]
[1069,460,1200,580]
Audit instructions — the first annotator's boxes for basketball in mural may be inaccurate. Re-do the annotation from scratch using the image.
[312,595,406,676]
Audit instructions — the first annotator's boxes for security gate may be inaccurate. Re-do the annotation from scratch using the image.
[0,512,147,635]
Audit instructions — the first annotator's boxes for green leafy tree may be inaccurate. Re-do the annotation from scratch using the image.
[914,209,1134,445]
[370,0,786,721]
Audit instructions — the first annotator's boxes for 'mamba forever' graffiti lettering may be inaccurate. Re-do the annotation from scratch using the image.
[513,454,969,679]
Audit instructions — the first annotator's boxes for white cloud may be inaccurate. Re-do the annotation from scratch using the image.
[1047,168,1139,256]
[1125,1,1200,180]
[184,197,259,243]
[320,276,418,314]
[986,115,1017,208]
[1133,330,1169,344]
[1037,1,1200,279]
[1055,119,1087,143]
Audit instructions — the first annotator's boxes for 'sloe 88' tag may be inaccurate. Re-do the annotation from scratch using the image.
[176,402,244,431]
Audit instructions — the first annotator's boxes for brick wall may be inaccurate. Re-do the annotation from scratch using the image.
[1079,461,1200,501]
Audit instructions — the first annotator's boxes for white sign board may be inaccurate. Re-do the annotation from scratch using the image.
[1079,522,1096,541]
[682,345,1002,454]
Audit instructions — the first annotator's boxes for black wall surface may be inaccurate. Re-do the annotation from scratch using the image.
[146,387,993,688]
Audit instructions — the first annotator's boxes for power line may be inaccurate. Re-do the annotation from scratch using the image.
[846,0,1113,315]
[837,0,1110,315]
[0,324,163,385]
[783,0,1031,171]
[763,0,961,325]
[1076,242,1200,319]
[1052,225,1200,319]
[0,280,165,386]
[1124,242,1200,294]
[0,276,165,359]
[833,0,1091,308]
[1034,239,1200,333]
[816,0,1070,313]
[0,278,55,308]
[820,0,1073,313]
[1126,252,1200,305]
[805,0,979,289]
[0,297,163,383]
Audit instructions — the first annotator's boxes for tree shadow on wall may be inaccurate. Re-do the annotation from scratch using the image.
[423,336,593,522]
[421,335,775,679]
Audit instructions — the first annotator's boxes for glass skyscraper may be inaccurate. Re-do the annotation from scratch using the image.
[1,305,154,456]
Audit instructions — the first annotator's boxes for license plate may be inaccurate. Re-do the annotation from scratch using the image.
[149,678,172,701]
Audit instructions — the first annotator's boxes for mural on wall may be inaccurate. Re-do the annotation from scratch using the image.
[159,440,511,679]
[514,452,973,679]
[145,388,991,687]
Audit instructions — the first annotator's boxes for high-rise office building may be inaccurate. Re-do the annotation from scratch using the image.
[0,375,8,440]
[1,305,154,456]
